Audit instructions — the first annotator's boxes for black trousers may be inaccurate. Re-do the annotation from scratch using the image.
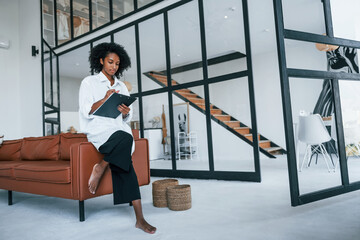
[99,130,141,205]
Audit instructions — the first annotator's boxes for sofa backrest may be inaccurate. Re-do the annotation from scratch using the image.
[0,139,23,161]
[0,129,140,162]
[21,135,60,161]
[60,133,88,160]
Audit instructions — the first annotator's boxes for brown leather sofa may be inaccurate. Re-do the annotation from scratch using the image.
[0,130,149,221]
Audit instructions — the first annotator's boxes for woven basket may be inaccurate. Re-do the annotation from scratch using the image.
[166,184,191,211]
[152,179,179,207]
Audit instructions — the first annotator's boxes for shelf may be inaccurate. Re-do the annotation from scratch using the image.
[43,12,54,18]
[177,131,198,160]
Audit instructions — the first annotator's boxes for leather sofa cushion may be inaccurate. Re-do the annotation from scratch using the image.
[21,135,60,161]
[0,161,25,178]
[60,133,87,160]
[14,161,71,183]
[0,140,22,161]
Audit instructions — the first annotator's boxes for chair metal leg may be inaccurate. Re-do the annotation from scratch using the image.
[79,200,85,222]
[8,190,13,206]
[320,144,331,172]
[300,145,311,172]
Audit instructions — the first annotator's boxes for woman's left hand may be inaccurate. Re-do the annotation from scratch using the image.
[118,104,130,118]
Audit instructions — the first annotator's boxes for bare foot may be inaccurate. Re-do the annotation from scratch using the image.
[135,219,156,234]
[88,163,107,194]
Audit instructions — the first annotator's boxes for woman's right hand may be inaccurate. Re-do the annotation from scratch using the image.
[103,89,119,101]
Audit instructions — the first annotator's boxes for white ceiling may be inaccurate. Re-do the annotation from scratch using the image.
[58,0,325,80]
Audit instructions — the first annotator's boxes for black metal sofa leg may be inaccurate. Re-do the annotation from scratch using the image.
[8,190,13,205]
[79,200,85,222]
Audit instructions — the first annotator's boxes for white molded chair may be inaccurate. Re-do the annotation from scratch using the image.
[298,114,333,172]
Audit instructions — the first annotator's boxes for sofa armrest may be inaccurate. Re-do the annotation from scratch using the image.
[70,142,112,201]
[70,138,150,201]
[132,138,150,186]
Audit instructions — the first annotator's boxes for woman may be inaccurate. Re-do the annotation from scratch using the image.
[78,42,156,234]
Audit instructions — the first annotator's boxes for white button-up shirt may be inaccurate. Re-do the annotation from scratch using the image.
[78,72,134,153]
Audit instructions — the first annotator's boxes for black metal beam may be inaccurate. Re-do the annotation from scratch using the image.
[322,0,334,37]
[161,51,246,75]
[332,79,349,185]
[198,0,214,172]
[298,182,360,205]
[242,0,261,180]
[284,29,360,48]
[287,68,360,81]
[273,0,300,206]
[151,169,261,182]
[163,11,177,170]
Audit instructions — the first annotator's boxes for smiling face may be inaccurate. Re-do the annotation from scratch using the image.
[100,52,120,80]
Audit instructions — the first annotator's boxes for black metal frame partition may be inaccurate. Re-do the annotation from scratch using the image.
[42,40,60,136]
[273,0,360,206]
[45,0,164,50]
[44,0,261,182]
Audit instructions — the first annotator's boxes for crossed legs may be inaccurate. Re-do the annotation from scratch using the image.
[88,159,156,234]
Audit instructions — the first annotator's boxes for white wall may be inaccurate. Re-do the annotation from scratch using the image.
[60,76,82,112]
[18,0,42,138]
[0,0,40,140]
[0,0,21,139]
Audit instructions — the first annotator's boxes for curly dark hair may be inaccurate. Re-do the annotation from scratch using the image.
[89,42,131,78]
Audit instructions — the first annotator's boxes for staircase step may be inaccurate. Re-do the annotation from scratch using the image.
[210,109,223,115]
[259,140,271,149]
[213,114,231,121]
[233,127,250,134]
[264,147,283,154]
[150,73,166,78]
[196,103,214,109]
[156,78,177,85]
[224,121,240,128]
[244,134,260,141]
[177,92,198,98]
[175,89,192,94]
[188,97,205,104]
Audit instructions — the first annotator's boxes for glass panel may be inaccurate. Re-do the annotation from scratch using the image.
[93,36,111,47]
[42,0,55,47]
[43,43,51,104]
[143,93,171,169]
[113,0,134,19]
[56,0,71,45]
[282,0,326,35]
[339,80,360,183]
[210,78,255,172]
[52,54,59,107]
[139,15,167,92]
[45,122,52,136]
[285,39,358,74]
[73,0,90,38]
[92,0,110,29]
[168,1,203,84]
[59,44,90,133]
[172,87,209,170]
[203,0,247,78]
[331,0,360,42]
[137,0,156,9]
[289,77,342,194]
[53,124,60,135]
[114,27,138,93]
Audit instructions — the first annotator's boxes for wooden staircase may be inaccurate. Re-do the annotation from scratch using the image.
[144,71,286,158]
